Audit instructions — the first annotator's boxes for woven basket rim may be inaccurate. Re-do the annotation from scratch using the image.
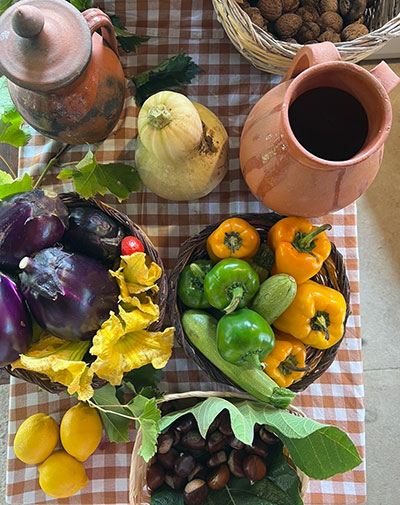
[168,212,351,394]
[3,191,168,395]
[129,390,309,505]
[212,0,400,74]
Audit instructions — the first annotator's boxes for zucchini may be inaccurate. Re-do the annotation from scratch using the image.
[250,274,297,324]
[182,310,296,409]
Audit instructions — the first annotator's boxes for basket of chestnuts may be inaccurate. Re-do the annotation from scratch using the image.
[212,0,400,74]
[129,391,309,505]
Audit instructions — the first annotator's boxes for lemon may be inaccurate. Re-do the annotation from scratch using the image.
[14,413,59,465]
[60,402,103,462]
[38,451,88,498]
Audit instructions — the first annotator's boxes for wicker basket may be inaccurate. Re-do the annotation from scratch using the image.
[4,192,168,394]
[212,0,400,75]
[169,212,351,393]
[129,390,309,505]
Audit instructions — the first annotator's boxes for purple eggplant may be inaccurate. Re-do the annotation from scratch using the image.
[0,190,69,271]
[61,205,125,263]
[19,247,119,341]
[0,272,32,366]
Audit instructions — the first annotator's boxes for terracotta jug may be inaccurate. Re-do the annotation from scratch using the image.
[240,42,400,217]
[0,0,125,144]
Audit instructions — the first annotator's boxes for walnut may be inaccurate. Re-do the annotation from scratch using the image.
[274,13,303,37]
[296,5,320,22]
[258,0,283,21]
[339,0,367,22]
[353,14,366,24]
[320,11,343,32]
[296,21,321,42]
[244,7,265,26]
[300,0,320,8]
[282,0,300,12]
[240,1,252,7]
[319,0,338,12]
[282,37,299,42]
[341,21,369,40]
[318,28,341,41]
[305,39,319,43]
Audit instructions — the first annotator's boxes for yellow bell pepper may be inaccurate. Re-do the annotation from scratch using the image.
[207,217,260,262]
[268,216,332,285]
[273,280,347,350]
[262,332,309,388]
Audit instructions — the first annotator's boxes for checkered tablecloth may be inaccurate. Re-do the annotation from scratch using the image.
[6,1,365,504]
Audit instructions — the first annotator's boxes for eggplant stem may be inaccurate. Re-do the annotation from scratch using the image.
[0,153,16,178]
[33,144,71,189]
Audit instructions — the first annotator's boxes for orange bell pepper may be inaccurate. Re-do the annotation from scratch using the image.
[207,217,260,262]
[268,216,332,285]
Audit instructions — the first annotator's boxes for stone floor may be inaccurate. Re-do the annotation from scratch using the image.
[0,60,399,505]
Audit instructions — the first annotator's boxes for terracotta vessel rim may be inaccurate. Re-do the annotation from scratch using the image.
[281,61,392,170]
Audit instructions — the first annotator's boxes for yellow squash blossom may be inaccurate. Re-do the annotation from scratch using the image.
[111,252,162,296]
[12,335,94,401]
[90,312,174,386]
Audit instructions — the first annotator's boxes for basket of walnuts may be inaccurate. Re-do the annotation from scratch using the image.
[212,0,400,74]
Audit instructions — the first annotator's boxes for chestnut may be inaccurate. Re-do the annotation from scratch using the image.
[147,463,165,490]
[206,417,220,436]
[188,464,207,482]
[158,430,174,454]
[174,453,196,477]
[228,449,246,478]
[218,411,233,436]
[181,430,206,451]
[243,454,267,483]
[229,437,244,451]
[207,464,230,490]
[175,414,195,434]
[173,429,181,447]
[206,450,227,468]
[165,472,186,490]
[184,479,208,505]
[157,448,178,470]
[259,426,280,445]
[245,439,269,459]
[206,430,227,453]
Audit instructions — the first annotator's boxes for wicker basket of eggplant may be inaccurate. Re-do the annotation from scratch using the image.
[0,190,168,394]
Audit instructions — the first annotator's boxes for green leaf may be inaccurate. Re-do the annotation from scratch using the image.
[0,172,33,199]
[151,487,184,505]
[159,397,362,480]
[126,395,161,462]
[92,384,131,443]
[123,364,164,394]
[109,14,149,53]
[133,52,203,107]
[58,147,140,201]
[69,0,93,11]
[0,77,31,147]
[0,0,14,15]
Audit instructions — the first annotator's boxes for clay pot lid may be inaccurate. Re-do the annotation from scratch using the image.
[0,0,92,92]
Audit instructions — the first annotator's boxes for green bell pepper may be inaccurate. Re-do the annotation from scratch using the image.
[217,308,275,368]
[178,259,215,309]
[204,258,259,313]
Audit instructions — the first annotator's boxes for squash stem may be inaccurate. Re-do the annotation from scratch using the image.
[147,105,172,129]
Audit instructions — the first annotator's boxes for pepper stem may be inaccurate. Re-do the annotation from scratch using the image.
[224,231,243,254]
[310,310,331,341]
[147,105,172,129]
[293,224,332,253]
[189,263,206,281]
[224,286,244,314]
[242,352,263,370]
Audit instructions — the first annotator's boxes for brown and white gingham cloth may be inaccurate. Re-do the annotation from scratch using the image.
[6,1,365,503]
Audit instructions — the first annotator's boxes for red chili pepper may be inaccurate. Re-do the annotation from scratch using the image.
[121,236,145,255]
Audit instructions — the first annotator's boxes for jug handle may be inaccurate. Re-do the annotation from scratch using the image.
[82,8,119,56]
[370,61,400,94]
[283,42,341,82]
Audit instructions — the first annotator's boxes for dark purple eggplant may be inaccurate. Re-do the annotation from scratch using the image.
[19,247,119,341]
[0,190,69,271]
[0,272,32,366]
[61,205,125,263]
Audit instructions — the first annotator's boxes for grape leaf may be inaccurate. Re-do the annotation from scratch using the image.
[126,395,161,462]
[0,77,31,148]
[159,397,362,480]
[0,172,33,199]
[123,364,164,395]
[133,52,203,107]
[92,384,130,443]
[0,0,14,16]
[58,148,140,201]
[109,14,149,53]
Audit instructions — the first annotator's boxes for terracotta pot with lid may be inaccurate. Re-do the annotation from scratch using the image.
[0,0,126,144]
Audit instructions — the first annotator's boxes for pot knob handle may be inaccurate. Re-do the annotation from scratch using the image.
[369,61,400,95]
[283,42,341,82]
[82,8,119,57]
[11,5,44,38]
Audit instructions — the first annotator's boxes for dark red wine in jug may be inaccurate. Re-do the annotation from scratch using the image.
[288,87,368,162]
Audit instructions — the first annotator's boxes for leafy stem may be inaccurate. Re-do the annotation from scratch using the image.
[87,399,139,421]
[33,144,71,189]
[225,485,238,505]
[0,153,16,178]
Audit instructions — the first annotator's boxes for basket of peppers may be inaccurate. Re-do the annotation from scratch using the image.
[168,212,350,400]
